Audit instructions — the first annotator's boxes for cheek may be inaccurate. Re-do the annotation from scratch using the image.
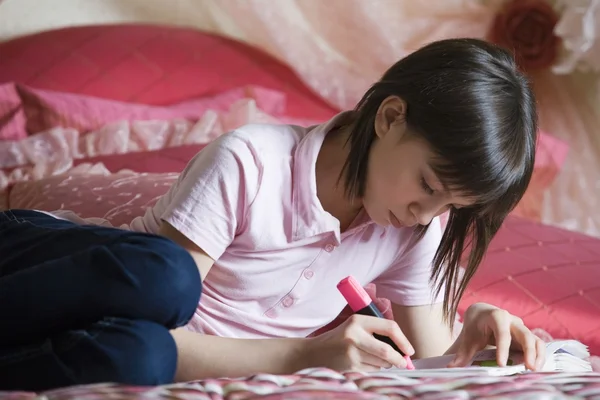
[366,145,412,205]
[375,170,412,209]
[365,169,387,201]
[365,147,386,188]
[373,158,398,195]
[435,205,450,217]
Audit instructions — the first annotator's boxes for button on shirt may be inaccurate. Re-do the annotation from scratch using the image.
[132,113,444,339]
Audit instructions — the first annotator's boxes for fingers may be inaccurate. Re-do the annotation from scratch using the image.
[448,341,480,367]
[454,305,547,372]
[340,341,392,372]
[356,349,393,370]
[345,315,412,369]
[489,309,512,367]
[490,310,546,371]
[353,328,408,369]
[511,323,546,371]
[350,315,415,356]
[513,325,537,370]
[448,330,489,368]
[534,336,546,371]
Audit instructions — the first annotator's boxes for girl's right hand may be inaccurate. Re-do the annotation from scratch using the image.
[304,314,415,371]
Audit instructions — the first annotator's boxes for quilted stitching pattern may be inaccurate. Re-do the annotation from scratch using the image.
[460,217,600,355]
[0,25,336,120]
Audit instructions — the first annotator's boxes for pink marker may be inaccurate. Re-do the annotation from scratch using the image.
[337,276,415,370]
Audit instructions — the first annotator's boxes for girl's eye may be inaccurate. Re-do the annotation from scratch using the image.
[421,177,434,195]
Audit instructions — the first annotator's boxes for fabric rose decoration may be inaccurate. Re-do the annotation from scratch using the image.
[490,0,560,71]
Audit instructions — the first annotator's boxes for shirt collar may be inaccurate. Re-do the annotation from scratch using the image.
[290,112,375,243]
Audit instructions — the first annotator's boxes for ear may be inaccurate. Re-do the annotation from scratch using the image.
[374,96,408,139]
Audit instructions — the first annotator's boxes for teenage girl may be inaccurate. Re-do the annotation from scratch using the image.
[0,38,543,391]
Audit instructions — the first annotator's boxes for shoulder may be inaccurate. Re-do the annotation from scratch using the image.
[179,122,306,188]
[206,122,307,178]
[227,122,306,157]
[196,123,304,166]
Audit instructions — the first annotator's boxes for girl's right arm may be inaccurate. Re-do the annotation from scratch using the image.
[171,328,309,380]
[160,221,414,380]
[172,314,413,381]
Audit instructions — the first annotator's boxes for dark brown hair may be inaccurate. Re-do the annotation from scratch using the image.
[341,38,537,321]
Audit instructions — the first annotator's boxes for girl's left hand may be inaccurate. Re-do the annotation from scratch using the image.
[448,302,546,371]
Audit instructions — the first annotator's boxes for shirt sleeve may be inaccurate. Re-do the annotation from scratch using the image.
[372,217,446,306]
[160,132,261,261]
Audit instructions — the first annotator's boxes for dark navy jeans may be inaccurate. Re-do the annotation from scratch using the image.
[0,210,201,391]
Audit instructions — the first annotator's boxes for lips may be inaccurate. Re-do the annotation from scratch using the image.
[389,211,404,229]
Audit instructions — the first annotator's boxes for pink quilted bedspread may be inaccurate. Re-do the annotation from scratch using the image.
[2,369,600,399]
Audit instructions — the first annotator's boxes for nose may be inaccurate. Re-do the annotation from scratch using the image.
[411,203,449,226]
[416,211,436,226]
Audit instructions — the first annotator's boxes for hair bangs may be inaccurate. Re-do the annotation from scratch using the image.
[427,139,531,217]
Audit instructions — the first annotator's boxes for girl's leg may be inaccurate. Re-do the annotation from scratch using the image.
[0,209,201,346]
[0,318,177,391]
[0,209,201,390]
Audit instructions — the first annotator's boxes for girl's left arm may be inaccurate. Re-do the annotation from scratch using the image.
[391,302,455,359]
[393,302,546,370]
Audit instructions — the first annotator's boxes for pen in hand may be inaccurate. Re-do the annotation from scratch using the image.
[337,275,415,370]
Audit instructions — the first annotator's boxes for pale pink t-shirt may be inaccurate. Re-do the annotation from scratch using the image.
[131,112,444,339]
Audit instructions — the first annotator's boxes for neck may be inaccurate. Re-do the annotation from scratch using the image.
[315,122,363,231]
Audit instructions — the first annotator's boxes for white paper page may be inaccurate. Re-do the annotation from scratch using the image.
[377,364,527,378]
[410,348,499,370]
[376,340,590,377]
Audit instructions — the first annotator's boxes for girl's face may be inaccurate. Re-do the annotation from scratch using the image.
[362,97,473,228]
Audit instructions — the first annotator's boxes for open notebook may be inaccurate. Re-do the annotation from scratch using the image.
[376,340,592,377]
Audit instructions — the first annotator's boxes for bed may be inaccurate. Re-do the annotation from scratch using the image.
[1,24,599,399]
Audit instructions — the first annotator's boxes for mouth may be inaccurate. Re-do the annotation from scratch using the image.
[388,211,405,229]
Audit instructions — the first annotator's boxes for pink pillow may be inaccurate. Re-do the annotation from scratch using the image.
[74,144,207,173]
[16,84,286,135]
[8,171,178,227]
[0,83,26,140]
